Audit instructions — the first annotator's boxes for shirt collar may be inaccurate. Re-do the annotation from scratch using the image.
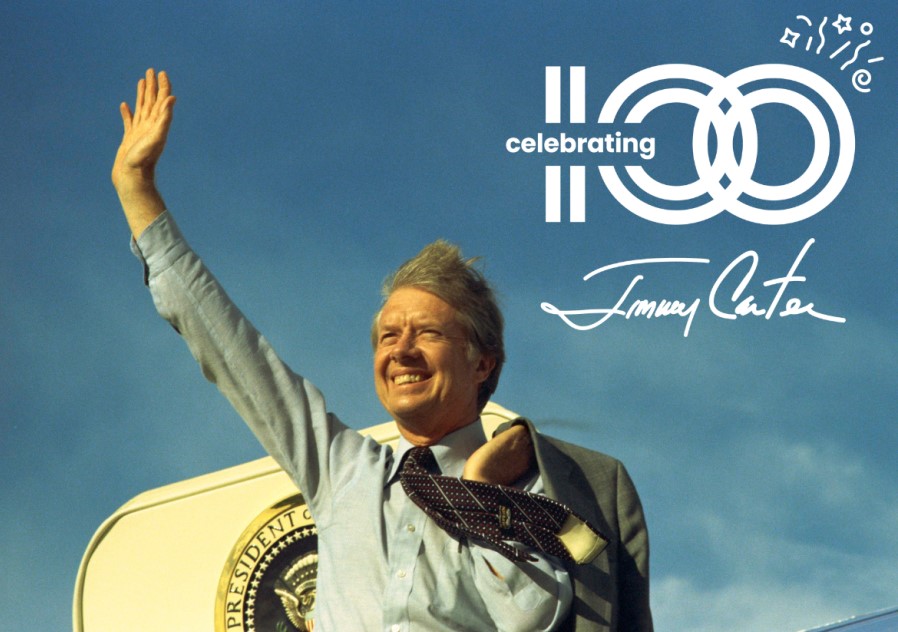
[386,419,486,483]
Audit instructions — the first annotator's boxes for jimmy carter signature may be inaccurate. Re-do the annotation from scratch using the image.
[540,238,845,337]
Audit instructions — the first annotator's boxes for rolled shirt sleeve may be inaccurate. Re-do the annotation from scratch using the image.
[130,211,375,510]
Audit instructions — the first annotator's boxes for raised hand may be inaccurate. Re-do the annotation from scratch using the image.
[463,422,534,485]
[112,69,176,238]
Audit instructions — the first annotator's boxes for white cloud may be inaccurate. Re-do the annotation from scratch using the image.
[653,575,852,632]
[650,454,898,631]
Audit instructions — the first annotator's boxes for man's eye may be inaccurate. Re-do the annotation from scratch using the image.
[379,333,398,345]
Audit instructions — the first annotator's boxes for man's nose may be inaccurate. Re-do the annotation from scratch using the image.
[390,331,419,360]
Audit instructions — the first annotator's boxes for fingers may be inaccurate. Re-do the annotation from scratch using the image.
[157,71,171,101]
[119,102,133,133]
[152,71,173,120]
[159,95,176,124]
[136,68,156,124]
[133,77,145,125]
[129,68,174,127]
[143,68,157,118]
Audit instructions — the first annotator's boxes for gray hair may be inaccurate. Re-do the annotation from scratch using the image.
[372,240,505,410]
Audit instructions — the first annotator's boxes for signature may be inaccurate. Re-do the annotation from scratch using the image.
[540,238,845,337]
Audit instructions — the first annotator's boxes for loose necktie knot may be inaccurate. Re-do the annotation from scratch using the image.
[398,445,608,565]
[403,446,439,474]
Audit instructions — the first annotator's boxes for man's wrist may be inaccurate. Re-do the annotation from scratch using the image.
[113,166,157,198]
[115,173,166,239]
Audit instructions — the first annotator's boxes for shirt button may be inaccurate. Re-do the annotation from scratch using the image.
[406,523,416,533]
[397,569,407,579]
[391,625,401,632]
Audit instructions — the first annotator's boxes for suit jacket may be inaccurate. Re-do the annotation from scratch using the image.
[500,419,654,632]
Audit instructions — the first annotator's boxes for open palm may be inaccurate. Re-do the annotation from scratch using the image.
[112,68,176,189]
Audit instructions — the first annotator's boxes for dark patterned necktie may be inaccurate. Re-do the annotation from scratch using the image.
[399,446,607,564]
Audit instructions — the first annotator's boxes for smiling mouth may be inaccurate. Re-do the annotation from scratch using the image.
[393,373,427,385]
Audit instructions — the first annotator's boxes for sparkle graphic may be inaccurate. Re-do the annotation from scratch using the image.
[781,27,801,48]
[839,40,870,71]
[780,13,885,93]
[833,14,852,35]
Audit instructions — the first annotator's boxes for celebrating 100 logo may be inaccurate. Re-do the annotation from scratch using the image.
[505,65,855,225]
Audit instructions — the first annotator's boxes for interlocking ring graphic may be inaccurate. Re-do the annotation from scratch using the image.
[598,64,855,225]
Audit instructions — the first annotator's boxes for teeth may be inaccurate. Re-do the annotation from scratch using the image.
[394,374,423,385]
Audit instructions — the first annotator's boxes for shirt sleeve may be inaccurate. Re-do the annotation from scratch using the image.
[131,211,379,514]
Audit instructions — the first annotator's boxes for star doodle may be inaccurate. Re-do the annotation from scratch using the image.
[833,14,852,35]
[780,28,801,48]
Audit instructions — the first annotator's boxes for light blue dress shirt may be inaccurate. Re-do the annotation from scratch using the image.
[133,211,572,631]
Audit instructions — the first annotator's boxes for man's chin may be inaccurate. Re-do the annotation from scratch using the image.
[391,408,432,431]
[389,405,444,439]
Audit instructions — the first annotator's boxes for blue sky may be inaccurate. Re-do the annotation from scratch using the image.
[2,2,896,629]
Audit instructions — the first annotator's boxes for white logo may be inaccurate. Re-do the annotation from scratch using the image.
[598,64,855,225]
[515,64,856,225]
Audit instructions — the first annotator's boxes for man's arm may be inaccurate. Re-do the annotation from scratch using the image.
[114,70,532,497]
[112,68,175,239]
[113,70,367,509]
[113,69,530,487]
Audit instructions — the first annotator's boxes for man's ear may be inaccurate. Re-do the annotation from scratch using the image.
[474,353,496,384]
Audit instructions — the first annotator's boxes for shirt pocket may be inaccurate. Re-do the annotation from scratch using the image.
[426,539,497,631]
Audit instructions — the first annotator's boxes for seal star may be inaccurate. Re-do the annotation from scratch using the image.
[780,27,801,48]
[832,14,852,35]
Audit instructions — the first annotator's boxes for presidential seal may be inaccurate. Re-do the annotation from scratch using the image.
[216,494,318,632]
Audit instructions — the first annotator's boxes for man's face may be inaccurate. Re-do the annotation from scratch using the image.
[374,286,494,444]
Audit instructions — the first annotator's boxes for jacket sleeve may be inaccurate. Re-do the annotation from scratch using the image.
[614,461,653,632]
[500,419,654,632]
